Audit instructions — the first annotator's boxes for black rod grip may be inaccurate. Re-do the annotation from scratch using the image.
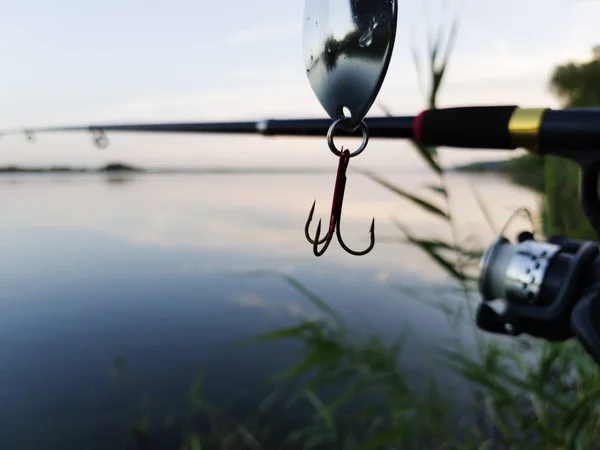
[414,106,518,149]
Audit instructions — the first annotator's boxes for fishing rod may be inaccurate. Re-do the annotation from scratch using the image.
[4,105,600,148]
[0,116,415,144]
[3,105,600,146]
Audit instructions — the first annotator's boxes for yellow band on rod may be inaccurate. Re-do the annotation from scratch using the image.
[508,108,546,153]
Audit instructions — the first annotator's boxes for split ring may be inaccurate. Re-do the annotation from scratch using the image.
[327,118,369,158]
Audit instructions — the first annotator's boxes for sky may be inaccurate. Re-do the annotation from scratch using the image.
[0,0,598,169]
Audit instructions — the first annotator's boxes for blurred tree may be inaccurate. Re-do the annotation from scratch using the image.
[544,47,600,239]
[550,46,600,107]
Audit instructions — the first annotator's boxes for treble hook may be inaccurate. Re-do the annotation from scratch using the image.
[305,148,375,257]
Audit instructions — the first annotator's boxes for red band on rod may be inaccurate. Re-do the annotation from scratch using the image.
[412,110,428,145]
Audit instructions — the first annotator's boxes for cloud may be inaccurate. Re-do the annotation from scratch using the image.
[27,27,594,127]
[227,22,302,45]
[227,66,298,82]
[73,82,324,123]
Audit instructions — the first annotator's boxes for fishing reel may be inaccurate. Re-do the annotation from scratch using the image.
[477,224,600,366]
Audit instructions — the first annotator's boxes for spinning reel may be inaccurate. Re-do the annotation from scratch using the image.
[478,218,600,366]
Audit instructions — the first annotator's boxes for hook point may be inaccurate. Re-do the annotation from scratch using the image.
[306,200,317,223]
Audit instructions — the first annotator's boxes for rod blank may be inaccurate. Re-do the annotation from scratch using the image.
[5,107,600,153]
[0,116,415,140]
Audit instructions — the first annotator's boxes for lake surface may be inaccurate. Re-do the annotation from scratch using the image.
[0,169,541,449]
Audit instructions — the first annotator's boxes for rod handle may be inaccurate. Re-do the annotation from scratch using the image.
[413,106,519,150]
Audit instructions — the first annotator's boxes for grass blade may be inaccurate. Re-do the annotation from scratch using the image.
[426,183,448,198]
[247,322,321,343]
[302,389,336,429]
[469,181,498,235]
[236,270,345,328]
[189,434,202,450]
[410,141,442,174]
[280,274,345,327]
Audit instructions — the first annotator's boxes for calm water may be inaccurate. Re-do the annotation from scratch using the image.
[0,169,541,449]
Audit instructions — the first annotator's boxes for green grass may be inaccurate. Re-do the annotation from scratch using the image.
[243,278,600,449]
[146,271,600,449]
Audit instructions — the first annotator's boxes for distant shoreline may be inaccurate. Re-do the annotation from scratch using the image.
[0,163,437,175]
[0,158,546,190]
[0,163,142,173]
[0,163,334,175]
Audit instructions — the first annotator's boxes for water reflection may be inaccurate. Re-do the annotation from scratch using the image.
[104,173,136,186]
[0,171,541,449]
